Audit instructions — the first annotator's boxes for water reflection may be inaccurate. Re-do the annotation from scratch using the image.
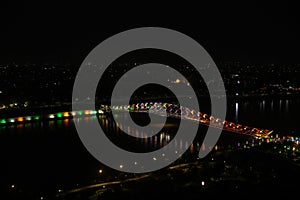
[235,102,239,123]
[71,113,206,155]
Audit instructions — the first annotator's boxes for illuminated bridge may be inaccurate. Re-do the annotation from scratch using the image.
[0,102,273,138]
[106,102,273,138]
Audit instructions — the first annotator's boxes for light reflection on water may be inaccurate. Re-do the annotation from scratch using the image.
[230,98,299,133]
[91,112,196,152]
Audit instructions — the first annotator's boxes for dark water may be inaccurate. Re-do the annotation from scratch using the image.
[0,98,299,197]
[226,98,300,134]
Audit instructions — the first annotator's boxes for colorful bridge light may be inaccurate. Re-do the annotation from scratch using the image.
[63,112,70,117]
[49,114,55,119]
[56,113,63,118]
[0,119,6,124]
[77,111,83,115]
[90,110,97,114]
[9,119,15,123]
[34,116,40,120]
[98,110,104,114]
[17,117,24,122]
[25,116,32,121]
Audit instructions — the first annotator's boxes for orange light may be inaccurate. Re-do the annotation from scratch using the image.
[17,117,24,122]
[84,110,90,115]
[63,112,70,117]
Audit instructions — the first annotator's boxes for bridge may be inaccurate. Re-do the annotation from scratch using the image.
[0,102,273,138]
[105,102,273,138]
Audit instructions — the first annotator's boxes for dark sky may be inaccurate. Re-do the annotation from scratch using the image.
[0,2,299,65]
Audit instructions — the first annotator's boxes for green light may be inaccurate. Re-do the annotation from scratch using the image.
[77,111,83,115]
[0,119,6,124]
[57,113,63,118]
[34,116,40,120]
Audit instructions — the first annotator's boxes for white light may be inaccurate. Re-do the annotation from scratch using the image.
[99,169,103,174]
[49,114,55,119]
[120,165,123,169]
[134,162,137,165]
[153,157,157,161]
[201,181,205,186]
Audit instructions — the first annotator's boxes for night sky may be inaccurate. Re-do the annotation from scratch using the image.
[0,2,299,65]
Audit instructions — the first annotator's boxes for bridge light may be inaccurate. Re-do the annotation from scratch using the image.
[34,116,40,120]
[0,119,6,124]
[56,112,63,118]
[201,181,205,186]
[25,116,32,121]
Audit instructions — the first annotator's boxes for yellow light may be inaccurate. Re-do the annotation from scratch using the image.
[84,110,90,115]
[175,79,180,83]
[63,112,70,117]
[99,169,103,174]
